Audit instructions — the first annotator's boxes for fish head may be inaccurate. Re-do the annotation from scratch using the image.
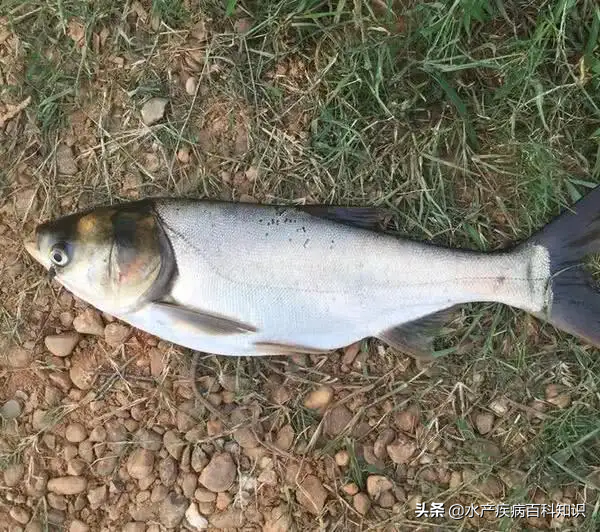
[25,201,172,314]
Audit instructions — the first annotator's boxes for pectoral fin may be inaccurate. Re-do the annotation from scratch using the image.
[147,301,258,336]
[377,307,457,359]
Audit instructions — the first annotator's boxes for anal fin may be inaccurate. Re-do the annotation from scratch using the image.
[377,307,457,359]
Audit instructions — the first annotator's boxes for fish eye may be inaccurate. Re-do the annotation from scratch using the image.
[49,243,70,267]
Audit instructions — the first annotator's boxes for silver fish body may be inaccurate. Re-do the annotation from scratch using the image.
[25,187,600,356]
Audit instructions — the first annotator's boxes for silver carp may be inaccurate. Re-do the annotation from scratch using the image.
[24,188,600,357]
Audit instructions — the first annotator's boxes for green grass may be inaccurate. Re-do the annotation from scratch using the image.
[1,0,600,530]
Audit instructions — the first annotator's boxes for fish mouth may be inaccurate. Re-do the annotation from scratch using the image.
[24,237,49,270]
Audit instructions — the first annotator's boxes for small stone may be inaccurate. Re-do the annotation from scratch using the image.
[489,397,509,416]
[206,420,223,436]
[303,385,333,410]
[296,475,327,515]
[387,437,417,464]
[199,453,236,493]
[195,488,216,503]
[374,429,395,460]
[122,524,144,532]
[135,428,162,451]
[271,385,291,405]
[67,458,86,476]
[44,333,80,357]
[177,147,190,164]
[56,144,78,175]
[7,346,32,367]
[258,469,277,486]
[59,311,74,327]
[151,484,169,503]
[159,491,188,528]
[395,407,419,432]
[78,440,94,463]
[216,491,232,510]
[104,323,130,346]
[25,521,44,532]
[1,399,22,419]
[10,506,31,524]
[87,484,107,508]
[475,412,495,435]
[141,97,168,126]
[545,385,571,409]
[379,491,396,508]
[185,502,208,530]
[89,426,106,442]
[163,430,184,460]
[47,476,87,495]
[69,520,89,532]
[65,423,87,443]
[150,348,164,377]
[208,509,245,529]
[47,493,67,510]
[185,77,197,96]
[275,424,294,451]
[159,456,178,486]
[324,405,353,437]
[93,455,118,476]
[335,450,350,467]
[366,475,393,500]
[69,361,95,390]
[342,342,360,366]
[191,446,208,472]
[4,464,25,487]
[127,448,155,479]
[181,472,198,498]
[73,309,104,335]
[32,409,52,431]
[233,427,259,449]
[449,471,462,489]
[353,492,371,515]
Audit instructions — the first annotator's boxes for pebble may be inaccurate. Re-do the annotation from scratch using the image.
[159,456,178,486]
[88,426,106,442]
[9,506,31,524]
[122,524,145,532]
[185,77,197,96]
[191,446,208,472]
[47,476,87,495]
[475,412,495,435]
[181,472,198,498]
[67,458,86,476]
[69,522,89,532]
[163,430,185,460]
[32,409,52,431]
[263,505,292,532]
[78,441,94,463]
[186,502,208,530]
[150,348,164,377]
[342,483,359,496]
[366,475,393,500]
[199,453,236,493]
[73,309,104,335]
[56,144,78,175]
[141,97,168,126]
[25,522,44,532]
[7,346,32,368]
[59,311,74,328]
[395,408,419,432]
[151,484,169,503]
[387,437,417,464]
[69,360,94,390]
[296,475,327,515]
[136,428,162,451]
[209,509,245,529]
[303,385,334,410]
[4,464,24,486]
[159,492,188,527]
[334,450,350,467]
[87,485,107,508]
[379,491,396,508]
[1,399,21,419]
[233,427,259,449]
[65,423,87,443]
[47,493,67,510]
[44,333,80,357]
[215,492,232,510]
[275,424,294,451]
[127,448,155,480]
[194,488,216,503]
[353,492,371,515]
[104,323,130,346]
[374,428,395,459]
[324,405,353,437]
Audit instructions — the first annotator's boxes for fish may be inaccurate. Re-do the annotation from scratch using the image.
[23,186,600,359]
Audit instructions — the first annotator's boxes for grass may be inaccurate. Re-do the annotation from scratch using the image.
[1,0,600,530]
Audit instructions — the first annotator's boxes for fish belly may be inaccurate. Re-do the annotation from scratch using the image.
[120,201,550,356]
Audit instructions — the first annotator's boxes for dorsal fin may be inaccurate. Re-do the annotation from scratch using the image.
[377,307,458,359]
[299,205,391,231]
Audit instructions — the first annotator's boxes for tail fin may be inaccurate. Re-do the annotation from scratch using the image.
[528,185,600,347]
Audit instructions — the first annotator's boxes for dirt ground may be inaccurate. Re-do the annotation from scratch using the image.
[1,1,600,531]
